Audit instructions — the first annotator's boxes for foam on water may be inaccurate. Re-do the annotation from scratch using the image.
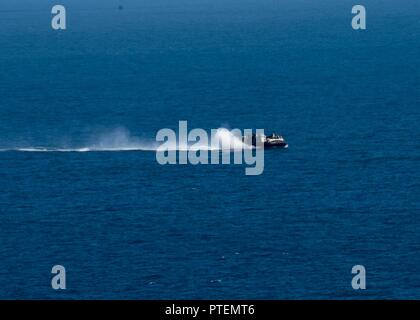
[0,127,253,153]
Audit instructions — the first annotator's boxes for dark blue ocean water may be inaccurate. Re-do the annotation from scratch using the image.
[0,0,419,299]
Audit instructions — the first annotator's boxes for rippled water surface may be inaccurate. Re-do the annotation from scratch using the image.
[0,0,419,299]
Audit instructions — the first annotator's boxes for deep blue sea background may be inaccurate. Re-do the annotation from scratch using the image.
[0,0,419,299]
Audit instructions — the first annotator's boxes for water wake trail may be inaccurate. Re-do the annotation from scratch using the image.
[0,128,253,153]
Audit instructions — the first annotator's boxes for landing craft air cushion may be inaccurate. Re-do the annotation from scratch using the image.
[243,133,288,149]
